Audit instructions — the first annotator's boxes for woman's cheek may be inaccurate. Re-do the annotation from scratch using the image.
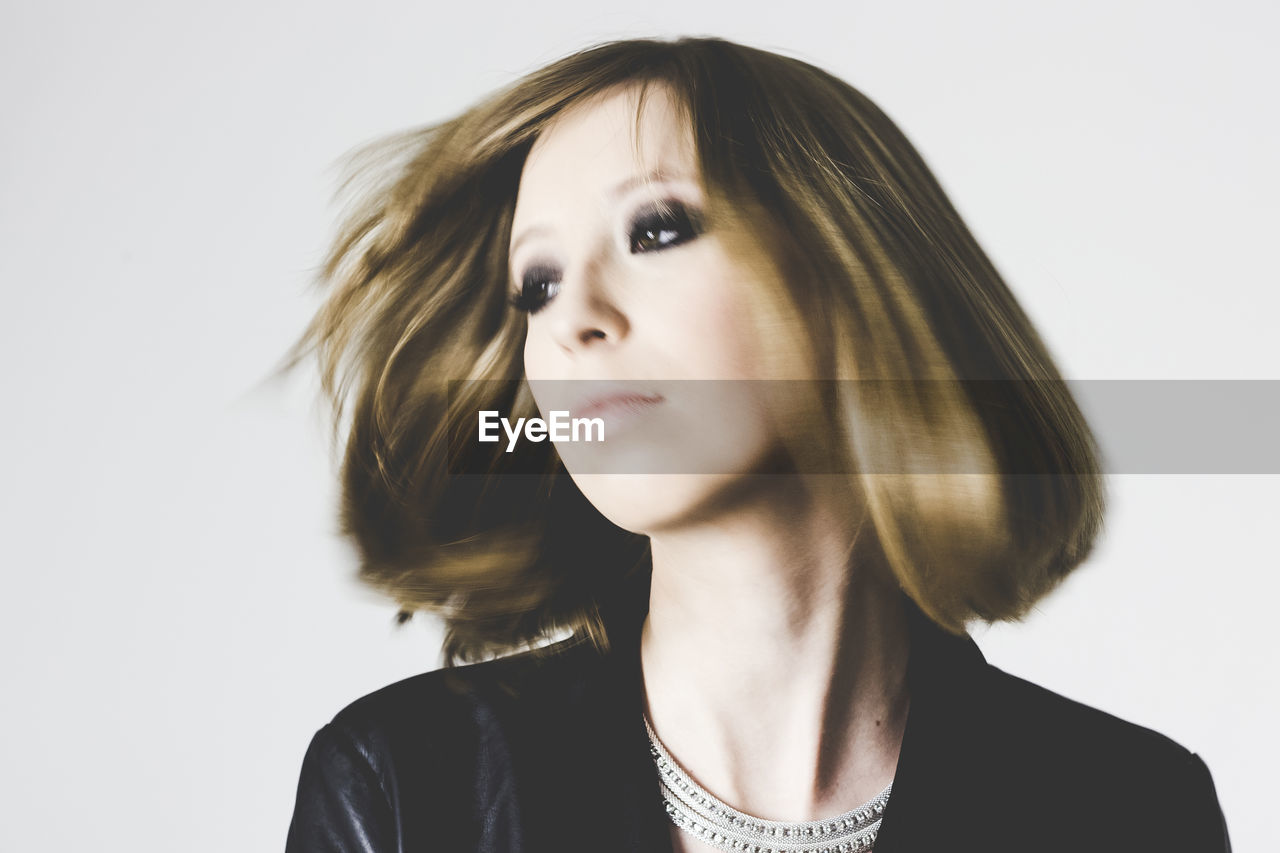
[658,261,762,381]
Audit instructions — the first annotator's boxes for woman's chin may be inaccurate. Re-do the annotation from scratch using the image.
[566,472,747,536]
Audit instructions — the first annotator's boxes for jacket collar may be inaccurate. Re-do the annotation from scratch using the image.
[873,598,990,851]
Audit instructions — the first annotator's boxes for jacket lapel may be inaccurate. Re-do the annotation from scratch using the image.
[506,599,674,853]
[608,622,679,853]
[872,600,992,852]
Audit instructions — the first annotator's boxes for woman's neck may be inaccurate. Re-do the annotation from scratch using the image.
[638,476,911,822]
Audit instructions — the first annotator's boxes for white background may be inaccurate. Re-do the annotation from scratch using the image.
[2,1,1276,850]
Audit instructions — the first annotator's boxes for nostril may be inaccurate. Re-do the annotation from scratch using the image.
[579,328,607,344]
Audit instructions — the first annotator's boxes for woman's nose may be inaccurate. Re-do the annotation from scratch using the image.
[547,259,629,354]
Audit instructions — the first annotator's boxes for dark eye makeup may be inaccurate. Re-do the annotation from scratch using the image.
[507,264,561,315]
[507,198,705,315]
[628,199,704,254]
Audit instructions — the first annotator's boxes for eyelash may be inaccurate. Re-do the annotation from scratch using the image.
[508,200,704,315]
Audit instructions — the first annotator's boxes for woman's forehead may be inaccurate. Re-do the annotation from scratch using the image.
[515,84,698,209]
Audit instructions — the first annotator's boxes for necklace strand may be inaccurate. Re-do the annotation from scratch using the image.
[643,713,892,853]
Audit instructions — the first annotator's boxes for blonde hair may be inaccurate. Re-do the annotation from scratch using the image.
[282,36,1105,665]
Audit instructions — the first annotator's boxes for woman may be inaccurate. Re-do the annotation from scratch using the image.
[283,37,1230,852]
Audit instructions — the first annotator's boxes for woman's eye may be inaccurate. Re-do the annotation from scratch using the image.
[629,201,703,254]
[508,265,561,315]
[509,202,702,314]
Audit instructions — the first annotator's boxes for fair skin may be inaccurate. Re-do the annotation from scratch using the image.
[509,83,911,852]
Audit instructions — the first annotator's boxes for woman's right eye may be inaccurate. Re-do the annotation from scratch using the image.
[508,265,561,315]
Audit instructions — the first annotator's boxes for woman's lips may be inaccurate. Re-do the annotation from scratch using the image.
[570,392,665,428]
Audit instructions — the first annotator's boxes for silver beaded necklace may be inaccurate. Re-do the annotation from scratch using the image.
[643,713,892,853]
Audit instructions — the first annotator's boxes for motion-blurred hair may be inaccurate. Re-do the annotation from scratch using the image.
[282,36,1106,665]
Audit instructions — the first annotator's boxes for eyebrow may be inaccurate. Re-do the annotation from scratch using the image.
[508,167,696,262]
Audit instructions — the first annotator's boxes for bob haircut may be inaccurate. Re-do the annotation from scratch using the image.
[285,36,1106,665]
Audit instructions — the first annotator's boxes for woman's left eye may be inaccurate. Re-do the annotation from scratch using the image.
[629,201,704,254]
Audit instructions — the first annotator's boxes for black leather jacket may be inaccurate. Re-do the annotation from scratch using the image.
[285,594,1231,852]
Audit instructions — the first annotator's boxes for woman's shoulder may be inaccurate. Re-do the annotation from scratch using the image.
[898,617,1230,850]
[325,634,605,742]
[976,660,1205,770]
[285,635,609,853]
[967,660,1230,850]
[916,616,1213,779]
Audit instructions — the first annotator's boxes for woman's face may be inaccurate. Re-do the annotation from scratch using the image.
[508,83,800,534]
